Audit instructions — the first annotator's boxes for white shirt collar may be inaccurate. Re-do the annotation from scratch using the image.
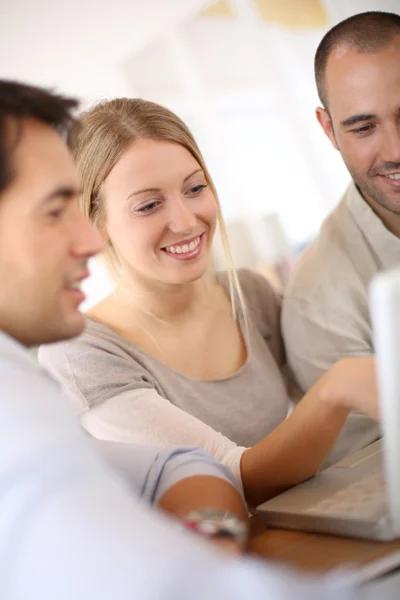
[0,330,60,385]
[0,330,36,367]
[346,182,400,270]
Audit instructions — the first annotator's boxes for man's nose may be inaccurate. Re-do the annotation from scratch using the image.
[380,126,400,165]
[71,211,104,259]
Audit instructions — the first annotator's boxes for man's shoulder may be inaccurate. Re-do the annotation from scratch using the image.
[0,333,67,413]
[0,332,51,383]
[285,192,361,299]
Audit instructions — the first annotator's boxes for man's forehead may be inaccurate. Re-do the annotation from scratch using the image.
[326,35,400,75]
[325,40,400,118]
[13,118,79,190]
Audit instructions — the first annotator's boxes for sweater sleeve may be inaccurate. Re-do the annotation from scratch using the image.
[38,334,156,411]
[39,331,247,486]
[91,440,243,504]
[82,389,246,487]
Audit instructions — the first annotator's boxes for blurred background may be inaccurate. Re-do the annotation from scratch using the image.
[1,0,399,304]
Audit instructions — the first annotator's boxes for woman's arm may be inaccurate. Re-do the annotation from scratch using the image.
[93,440,248,553]
[80,388,247,484]
[92,440,246,512]
[242,356,377,506]
[157,474,248,521]
[81,356,377,508]
[158,474,248,554]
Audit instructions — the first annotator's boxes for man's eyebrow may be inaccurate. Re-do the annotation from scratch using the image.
[126,168,204,200]
[43,186,81,202]
[340,113,377,128]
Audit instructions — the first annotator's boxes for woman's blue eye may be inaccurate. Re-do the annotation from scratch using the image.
[137,201,159,213]
[188,184,207,194]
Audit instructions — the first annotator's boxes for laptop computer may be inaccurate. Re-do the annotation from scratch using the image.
[257,266,400,541]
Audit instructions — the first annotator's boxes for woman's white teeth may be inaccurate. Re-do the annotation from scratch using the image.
[165,237,200,255]
[387,174,400,180]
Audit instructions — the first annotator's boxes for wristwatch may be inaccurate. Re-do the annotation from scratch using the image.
[181,508,248,550]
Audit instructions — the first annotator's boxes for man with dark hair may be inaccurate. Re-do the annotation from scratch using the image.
[0,81,86,345]
[314,11,400,111]
[282,11,400,465]
[0,79,361,599]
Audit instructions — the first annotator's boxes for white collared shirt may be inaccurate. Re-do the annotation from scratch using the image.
[0,331,359,600]
[282,183,400,464]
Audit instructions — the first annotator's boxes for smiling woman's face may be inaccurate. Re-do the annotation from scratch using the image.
[101,138,218,287]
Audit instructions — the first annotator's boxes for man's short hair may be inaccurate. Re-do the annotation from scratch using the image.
[315,11,400,109]
[0,80,78,194]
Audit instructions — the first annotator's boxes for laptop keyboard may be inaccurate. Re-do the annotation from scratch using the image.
[306,469,387,520]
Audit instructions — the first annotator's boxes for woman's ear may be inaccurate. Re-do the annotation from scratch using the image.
[95,215,109,243]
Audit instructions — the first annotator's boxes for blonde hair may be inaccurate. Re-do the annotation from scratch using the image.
[69,97,246,322]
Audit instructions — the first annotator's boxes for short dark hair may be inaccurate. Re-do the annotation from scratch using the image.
[0,80,78,194]
[315,11,400,109]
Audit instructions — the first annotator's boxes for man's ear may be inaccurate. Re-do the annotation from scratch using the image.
[316,107,339,151]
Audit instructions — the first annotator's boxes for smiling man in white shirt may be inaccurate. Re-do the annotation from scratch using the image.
[282,11,400,464]
[0,78,362,600]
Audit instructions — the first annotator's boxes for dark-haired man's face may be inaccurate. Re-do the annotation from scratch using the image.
[0,119,103,346]
[316,37,400,229]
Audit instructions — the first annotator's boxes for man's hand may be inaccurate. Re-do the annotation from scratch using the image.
[212,537,242,555]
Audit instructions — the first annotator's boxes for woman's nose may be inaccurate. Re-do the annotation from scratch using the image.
[167,199,197,234]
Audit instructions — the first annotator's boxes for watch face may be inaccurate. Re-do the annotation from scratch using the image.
[182,509,248,547]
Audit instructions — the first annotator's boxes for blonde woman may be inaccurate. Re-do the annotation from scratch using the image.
[39,98,379,508]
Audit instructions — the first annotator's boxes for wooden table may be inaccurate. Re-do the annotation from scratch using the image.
[247,517,400,573]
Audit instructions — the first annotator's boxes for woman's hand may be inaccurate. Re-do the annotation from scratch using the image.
[323,356,379,420]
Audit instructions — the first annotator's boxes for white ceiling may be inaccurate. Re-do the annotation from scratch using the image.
[1,0,398,105]
[124,16,325,102]
[0,0,399,105]
[0,0,208,102]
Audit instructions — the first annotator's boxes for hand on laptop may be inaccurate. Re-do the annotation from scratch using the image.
[325,356,378,420]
